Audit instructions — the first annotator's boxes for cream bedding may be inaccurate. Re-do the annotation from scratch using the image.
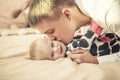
[0,29,120,80]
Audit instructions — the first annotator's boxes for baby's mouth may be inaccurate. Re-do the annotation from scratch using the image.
[59,45,66,57]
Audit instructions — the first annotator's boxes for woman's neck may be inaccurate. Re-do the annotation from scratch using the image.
[73,6,91,30]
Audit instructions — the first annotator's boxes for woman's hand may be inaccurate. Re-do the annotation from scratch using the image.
[68,49,99,64]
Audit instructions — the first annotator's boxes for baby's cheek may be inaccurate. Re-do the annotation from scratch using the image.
[54,55,64,60]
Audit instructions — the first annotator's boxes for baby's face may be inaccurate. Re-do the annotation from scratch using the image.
[40,35,67,60]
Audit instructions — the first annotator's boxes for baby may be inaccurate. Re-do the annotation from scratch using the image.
[29,32,120,60]
[29,35,67,60]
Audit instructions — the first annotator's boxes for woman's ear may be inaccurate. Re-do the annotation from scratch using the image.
[62,9,71,20]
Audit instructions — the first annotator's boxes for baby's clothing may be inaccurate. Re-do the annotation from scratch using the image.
[66,30,120,57]
[66,20,120,57]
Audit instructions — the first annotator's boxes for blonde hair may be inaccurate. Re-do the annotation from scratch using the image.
[29,38,48,60]
[28,0,76,26]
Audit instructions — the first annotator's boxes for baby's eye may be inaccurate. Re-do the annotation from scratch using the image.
[51,52,54,59]
[51,42,54,59]
[51,41,54,47]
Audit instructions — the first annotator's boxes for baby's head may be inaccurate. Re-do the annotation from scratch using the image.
[29,35,67,60]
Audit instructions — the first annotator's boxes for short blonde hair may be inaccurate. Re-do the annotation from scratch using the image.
[28,0,76,26]
[29,38,47,60]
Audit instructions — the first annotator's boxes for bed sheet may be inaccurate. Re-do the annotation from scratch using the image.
[0,33,120,80]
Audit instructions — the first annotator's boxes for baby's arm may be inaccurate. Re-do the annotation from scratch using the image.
[90,33,120,56]
[73,20,103,50]
[66,29,98,56]
[66,21,101,54]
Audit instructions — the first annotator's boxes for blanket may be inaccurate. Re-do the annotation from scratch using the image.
[0,32,120,80]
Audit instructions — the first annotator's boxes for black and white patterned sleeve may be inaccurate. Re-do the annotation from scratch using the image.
[66,30,98,55]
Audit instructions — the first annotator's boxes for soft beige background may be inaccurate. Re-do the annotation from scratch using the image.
[0,0,29,28]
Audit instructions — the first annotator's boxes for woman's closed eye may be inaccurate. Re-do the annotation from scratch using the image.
[45,29,54,34]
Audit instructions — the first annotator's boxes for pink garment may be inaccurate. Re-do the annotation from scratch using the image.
[90,20,103,35]
[90,20,112,42]
[99,34,112,43]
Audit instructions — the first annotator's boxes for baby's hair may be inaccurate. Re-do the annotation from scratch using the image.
[29,38,46,60]
[28,0,76,26]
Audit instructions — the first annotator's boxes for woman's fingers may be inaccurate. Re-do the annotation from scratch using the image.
[68,50,98,64]
[72,49,86,54]
[68,53,80,58]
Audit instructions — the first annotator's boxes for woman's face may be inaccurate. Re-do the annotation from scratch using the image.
[35,14,76,45]
[40,35,67,60]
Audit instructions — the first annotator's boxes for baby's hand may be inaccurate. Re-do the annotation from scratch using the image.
[68,49,99,64]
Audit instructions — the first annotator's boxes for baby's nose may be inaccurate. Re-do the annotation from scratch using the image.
[53,47,59,53]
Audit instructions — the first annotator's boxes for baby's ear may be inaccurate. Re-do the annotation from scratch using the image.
[62,9,71,20]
